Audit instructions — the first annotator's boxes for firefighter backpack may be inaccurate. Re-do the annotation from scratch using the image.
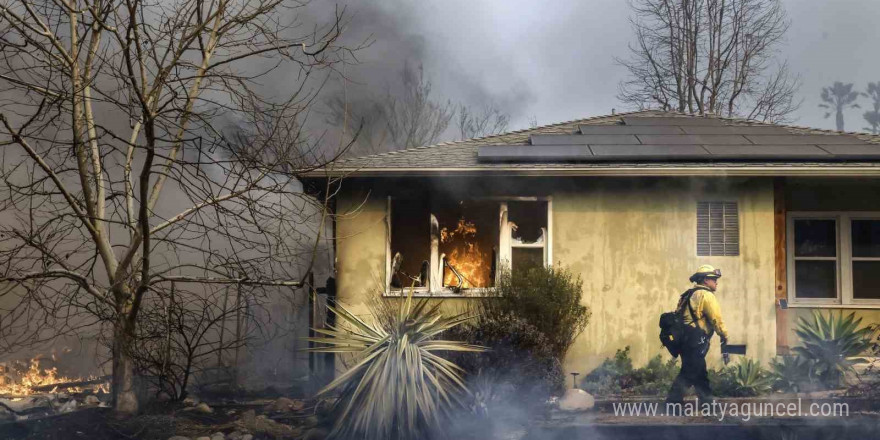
[659,288,701,358]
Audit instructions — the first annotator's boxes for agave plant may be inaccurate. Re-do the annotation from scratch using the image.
[728,358,772,397]
[770,355,812,393]
[308,291,483,440]
[793,311,872,389]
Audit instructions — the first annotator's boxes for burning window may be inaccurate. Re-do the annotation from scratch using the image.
[387,196,550,294]
[435,199,499,290]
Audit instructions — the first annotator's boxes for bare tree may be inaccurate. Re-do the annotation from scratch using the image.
[819,82,860,131]
[618,0,800,122]
[458,104,509,140]
[326,62,455,154]
[0,0,353,414]
[863,82,880,134]
[128,282,267,401]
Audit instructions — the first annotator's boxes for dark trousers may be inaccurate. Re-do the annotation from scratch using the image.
[666,344,712,404]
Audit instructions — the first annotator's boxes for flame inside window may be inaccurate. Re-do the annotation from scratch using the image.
[437,200,498,289]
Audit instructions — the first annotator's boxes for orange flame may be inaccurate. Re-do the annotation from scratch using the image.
[0,357,105,396]
[441,219,489,288]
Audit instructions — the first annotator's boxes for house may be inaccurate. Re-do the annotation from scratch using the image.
[303,110,880,375]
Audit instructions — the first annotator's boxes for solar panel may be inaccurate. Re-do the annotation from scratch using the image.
[680,126,791,135]
[578,125,684,135]
[817,144,880,156]
[635,134,752,145]
[745,135,866,145]
[589,144,710,158]
[702,145,830,158]
[530,134,639,145]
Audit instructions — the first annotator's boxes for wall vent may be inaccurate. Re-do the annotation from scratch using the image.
[697,201,739,256]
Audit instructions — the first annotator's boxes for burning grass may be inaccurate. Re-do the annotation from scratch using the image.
[0,357,107,397]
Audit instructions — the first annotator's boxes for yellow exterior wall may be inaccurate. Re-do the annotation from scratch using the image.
[784,309,880,345]
[553,178,776,374]
[334,177,778,375]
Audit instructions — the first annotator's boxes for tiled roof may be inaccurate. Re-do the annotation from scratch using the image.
[306,110,880,176]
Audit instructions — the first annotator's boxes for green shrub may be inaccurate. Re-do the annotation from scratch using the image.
[447,265,587,403]
[711,358,772,397]
[581,347,633,396]
[629,355,680,396]
[770,355,813,393]
[580,347,679,397]
[308,292,483,440]
[793,311,872,389]
[480,266,590,360]
[447,312,565,401]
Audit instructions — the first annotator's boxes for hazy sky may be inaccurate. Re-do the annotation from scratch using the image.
[327,0,880,134]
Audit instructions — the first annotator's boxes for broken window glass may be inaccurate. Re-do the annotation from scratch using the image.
[504,200,549,272]
[387,196,550,294]
[390,198,431,289]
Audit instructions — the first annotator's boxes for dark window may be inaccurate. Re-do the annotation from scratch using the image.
[852,262,880,299]
[390,198,431,289]
[511,247,544,273]
[792,219,837,299]
[851,220,880,299]
[795,220,837,257]
[697,202,739,256]
[794,261,837,299]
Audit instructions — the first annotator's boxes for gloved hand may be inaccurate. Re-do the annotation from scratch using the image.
[720,336,730,365]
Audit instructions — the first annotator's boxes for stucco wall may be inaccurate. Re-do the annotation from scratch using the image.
[553,178,776,374]
[334,177,778,376]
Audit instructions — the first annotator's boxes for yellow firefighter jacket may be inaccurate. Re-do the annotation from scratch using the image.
[681,286,729,341]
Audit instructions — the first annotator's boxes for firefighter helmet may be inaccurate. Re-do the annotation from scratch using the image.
[689,265,722,283]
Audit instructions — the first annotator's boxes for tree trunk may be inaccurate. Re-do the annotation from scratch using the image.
[836,108,845,132]
[112,319,139,415]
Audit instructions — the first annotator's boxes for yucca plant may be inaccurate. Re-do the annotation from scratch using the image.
[308,291,484,440]
[770,355,812,393]
[793,311,872,389]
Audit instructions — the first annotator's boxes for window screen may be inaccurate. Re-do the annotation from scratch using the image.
[696,202,739,256]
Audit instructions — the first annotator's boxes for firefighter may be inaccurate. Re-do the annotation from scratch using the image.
[666,265,730,405]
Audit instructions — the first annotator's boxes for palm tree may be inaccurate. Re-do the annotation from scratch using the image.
[863,82,880,134]
[819,82,860,131]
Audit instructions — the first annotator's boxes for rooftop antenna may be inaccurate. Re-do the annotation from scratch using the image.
[611,108,616,115]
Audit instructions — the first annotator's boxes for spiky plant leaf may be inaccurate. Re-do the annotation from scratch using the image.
[770,355,812,393]
[729,358,772,396]
[792,311,872,389]
[307,290,483,440]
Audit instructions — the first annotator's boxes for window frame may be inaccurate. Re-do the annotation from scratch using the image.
[385,195,552,297]
[787,211,880,308]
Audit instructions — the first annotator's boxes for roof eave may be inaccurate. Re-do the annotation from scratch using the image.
[301,165,880,178]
